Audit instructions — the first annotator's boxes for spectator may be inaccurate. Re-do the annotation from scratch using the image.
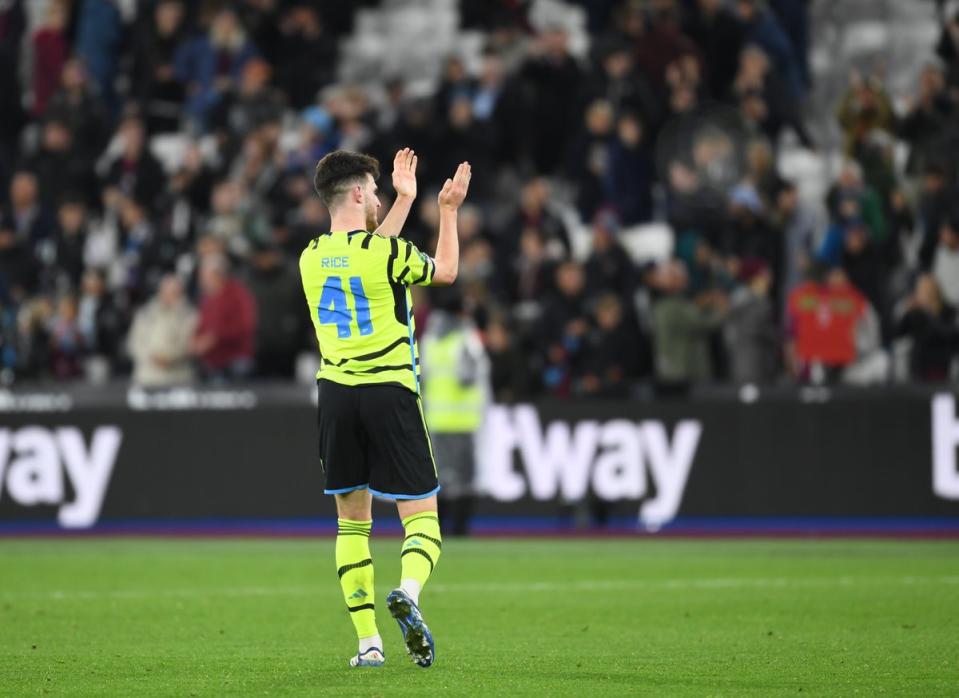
[498,178,571,263]
[127,275,197,387]
[581,293,645,396]
[30,0,69,118]
[4,171,56,251]
[77,269,126,365]
[131,0,188,134]
[606,111,655,225]
[836,70,895,159]
[683,0,746,101]
[485,316,537,403]
[917,163,957,270]
[433,96,493,202]
[540,261,592,396]
[898,63,957,175]
[516,27,584,173]
[53,198,91,289]
[936,8,959,89]
[192,255,256,382]
[275,5,337,110]
[510,228,555,306]
[825,161,887,244]
[101,116,167,214]
[732,44,812,147]
[74,0,124,110]
[840,219,887,332]
[217,57,286,137]
[244,243,303,378]
[16,296,54,379]
[587,38,661,131]
[116,197,156,298]
[584,211,636,298]
[174,6,258,132]
[896,274,959,383]
[205,180,270,259]
[932,212,959,308]
[773,180,819,313]
[48,294,86,380]
[46,58,109,160]
[0,224,38,303]
[651,260,728,384]
[734,0,804,100]
[725,258,779,383]
[626,0,700,99]
[786,266,868,383]
[566,99,617,221]
[769,0,811,90]
[23,119,98,210]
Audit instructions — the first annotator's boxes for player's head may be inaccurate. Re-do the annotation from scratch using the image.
[314,151,381,231]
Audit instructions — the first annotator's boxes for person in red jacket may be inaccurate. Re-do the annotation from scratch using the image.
[192,255,257,381]
[786,265,867,383]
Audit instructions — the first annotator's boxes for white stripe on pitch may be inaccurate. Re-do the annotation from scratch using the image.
[1,575,958,602]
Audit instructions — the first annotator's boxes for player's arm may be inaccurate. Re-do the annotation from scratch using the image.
[432,161,471,286]
[373,148,417,238]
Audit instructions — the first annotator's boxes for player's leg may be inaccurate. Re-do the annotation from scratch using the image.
[317,380,382,667]
[362,386,442,667]
[334,489,384,667]
[396,495,442,608]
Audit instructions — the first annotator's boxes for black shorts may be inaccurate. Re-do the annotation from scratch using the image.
[317,379,439,500]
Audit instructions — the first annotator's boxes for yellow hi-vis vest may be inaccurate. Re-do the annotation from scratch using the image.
[422,329,484,433]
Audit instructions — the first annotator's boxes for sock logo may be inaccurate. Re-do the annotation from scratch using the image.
[404,539,423,547]
[348,589,368,600]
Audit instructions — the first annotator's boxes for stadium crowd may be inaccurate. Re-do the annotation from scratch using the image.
[0,0,958,397]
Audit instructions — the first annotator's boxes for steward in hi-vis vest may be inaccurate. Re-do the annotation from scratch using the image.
[420,300,489,536]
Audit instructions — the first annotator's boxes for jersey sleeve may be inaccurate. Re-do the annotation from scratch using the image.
[391,236,435,287]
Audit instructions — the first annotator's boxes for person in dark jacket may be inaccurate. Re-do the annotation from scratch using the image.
[274,4,337,110]
[581,293,645,397]
[23,119,98,210]
[244,243,303,378]
[515,27,585,174]
[606,110,655,224]
[565,99,616,222]
[584,210,636,299]
[4,171,56,251]
[101,116,167,214]
[53,197,90,289]
[683,0,746,100]
[130,0,188,134]
[896,274,959,382]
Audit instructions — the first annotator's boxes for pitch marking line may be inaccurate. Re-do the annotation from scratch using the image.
[2,576,958,602]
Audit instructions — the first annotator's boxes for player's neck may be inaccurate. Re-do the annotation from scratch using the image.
[329,208,369,233]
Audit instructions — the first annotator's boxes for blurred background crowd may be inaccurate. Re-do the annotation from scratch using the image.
[0,0,958,398]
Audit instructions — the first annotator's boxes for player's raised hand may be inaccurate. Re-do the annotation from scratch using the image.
[438,162,471,210]
[392,147,417,199]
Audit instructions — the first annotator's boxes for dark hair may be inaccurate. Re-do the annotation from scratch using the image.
[313,151,380,209]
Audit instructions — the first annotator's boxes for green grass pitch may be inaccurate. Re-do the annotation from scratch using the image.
[1,538,958,696]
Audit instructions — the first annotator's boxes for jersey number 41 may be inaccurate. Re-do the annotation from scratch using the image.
[318,276,374,339]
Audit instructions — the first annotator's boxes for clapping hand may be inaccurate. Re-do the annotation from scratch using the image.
[438,161,471,210]
[392,147,418,199]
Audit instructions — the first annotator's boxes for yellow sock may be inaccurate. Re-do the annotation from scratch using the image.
[336,519,378,640]
[400,512,442,602]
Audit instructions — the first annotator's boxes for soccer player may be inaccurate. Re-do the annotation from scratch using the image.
[300,148,470,669]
